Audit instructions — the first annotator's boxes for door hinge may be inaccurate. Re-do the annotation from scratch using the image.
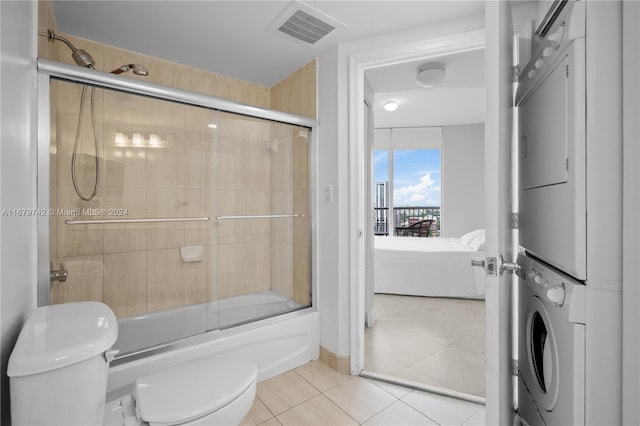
[500,255,521,275]
[511,359,519,376]
[565,158,569,171]
[510,212,519,229]
[566,63,569,78]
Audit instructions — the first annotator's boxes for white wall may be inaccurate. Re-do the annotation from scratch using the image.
[584,2,623,423]
[622,0,640,423]
[316,13,484,359]
[0,1,39,423]
[441,123,485,237]
[316,46,352,358]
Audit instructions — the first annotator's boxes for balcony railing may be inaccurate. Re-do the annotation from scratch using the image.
[374,206,440,237]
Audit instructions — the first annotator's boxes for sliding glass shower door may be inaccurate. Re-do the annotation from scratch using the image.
[46,78,311,355]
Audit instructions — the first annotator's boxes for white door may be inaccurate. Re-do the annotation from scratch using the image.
[484,1,515,424]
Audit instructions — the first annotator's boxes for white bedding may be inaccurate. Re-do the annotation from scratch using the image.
[374,233,486,299]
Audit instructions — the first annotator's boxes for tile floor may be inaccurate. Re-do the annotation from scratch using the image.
[364,294,485,397]
[242,359,485,425]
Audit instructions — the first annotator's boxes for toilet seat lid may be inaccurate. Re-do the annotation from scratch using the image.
[134,357,257,425]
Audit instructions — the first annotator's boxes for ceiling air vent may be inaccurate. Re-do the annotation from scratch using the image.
[268,1,346,46]
[279,10,334,44]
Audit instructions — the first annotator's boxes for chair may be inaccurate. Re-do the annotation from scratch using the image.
[396,219,434,237]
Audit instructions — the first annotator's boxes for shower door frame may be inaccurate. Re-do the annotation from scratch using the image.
[36,58,318,325]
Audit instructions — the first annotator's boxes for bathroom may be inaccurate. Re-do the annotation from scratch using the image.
[4,0,323,423]
[2,1,640,425]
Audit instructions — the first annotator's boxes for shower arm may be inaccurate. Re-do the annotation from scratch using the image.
[49,31,78,53]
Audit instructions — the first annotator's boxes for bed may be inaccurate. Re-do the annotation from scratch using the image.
[374,229,486,299]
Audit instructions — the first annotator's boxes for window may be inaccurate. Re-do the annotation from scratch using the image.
[392,149,441,208]
[373,128,442,236]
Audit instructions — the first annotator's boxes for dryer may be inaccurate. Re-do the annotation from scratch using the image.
[515,0,586,280]
[516,254,586,426]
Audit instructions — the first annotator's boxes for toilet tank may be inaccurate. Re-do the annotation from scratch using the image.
[8,302,118,425]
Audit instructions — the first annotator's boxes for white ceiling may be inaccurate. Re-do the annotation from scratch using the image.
[51,0,485,87]
[51,0,486,129]
[366,49,485,92]
[367,49,486,128]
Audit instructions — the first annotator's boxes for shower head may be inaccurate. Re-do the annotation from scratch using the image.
[49,30,95,69]
[71,49,96,69]
[110,64,150,76]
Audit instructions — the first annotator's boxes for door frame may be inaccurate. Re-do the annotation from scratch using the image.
[347,29,485,376]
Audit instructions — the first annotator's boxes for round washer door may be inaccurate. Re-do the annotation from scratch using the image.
[524,296,559,411]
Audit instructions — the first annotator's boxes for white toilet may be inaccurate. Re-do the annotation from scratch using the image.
[8,302,257,426]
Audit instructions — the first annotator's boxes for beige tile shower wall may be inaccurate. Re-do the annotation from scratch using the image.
[217,112,272,299]
[50,95,276,315]
[43,31,275,317]
[39,7,314,318]
[270,60,315,307]
[37,0,57,60]
[269,122,311,307]
[292,130,311,306]
[49,81,211,317]
[269,123,295,299]
[270,59,317,119]
[38,31,271,107]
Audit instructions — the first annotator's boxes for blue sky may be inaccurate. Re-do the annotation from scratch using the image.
[374,149,441,207]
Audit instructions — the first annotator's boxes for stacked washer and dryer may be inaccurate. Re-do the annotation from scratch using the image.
[515,1,623,425]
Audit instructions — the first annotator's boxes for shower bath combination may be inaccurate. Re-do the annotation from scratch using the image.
[46,30,149,201]
[38,38,315,389]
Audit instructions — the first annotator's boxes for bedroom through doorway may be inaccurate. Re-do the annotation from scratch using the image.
[362,49,486,400]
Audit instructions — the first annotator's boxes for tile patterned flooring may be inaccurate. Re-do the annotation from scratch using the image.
[364,294,486,397]
[242,359,485,425]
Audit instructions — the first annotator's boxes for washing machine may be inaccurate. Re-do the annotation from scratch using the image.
[516,254,586,426]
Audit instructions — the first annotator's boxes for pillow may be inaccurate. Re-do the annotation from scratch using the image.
[468,232,486,251]
[459,229,484,247]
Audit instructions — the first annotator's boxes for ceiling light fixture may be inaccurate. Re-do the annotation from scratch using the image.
[384,101,398,112]
[416,62,446,88]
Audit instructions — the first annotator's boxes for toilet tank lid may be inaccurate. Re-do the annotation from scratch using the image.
[134,357,257,425]
[7,302,118,377]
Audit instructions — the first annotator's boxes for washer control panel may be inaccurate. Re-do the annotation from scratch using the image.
[517,253,585,324]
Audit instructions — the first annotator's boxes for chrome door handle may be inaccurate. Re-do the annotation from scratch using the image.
[472,256,519,277]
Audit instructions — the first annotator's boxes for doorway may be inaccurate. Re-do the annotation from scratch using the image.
[350,3,524,425]
[347,26,486,391]
[362,53,486,398]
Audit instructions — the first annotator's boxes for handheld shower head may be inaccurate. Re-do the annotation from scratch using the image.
[110,64,149,76]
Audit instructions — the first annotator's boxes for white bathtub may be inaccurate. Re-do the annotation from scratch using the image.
[107,311,319,399]
[114,290,306,355]
[107,294,318,399]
